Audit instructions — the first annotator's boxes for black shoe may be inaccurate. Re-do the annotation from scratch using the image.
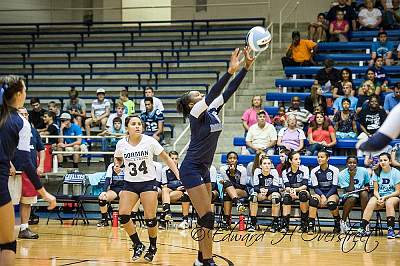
[333,225,341,234]
[269,220,280,233]
[308,223,316,235]
[144,246,157,262]
[132,243,146,261]
[298,224,308,233]
[159,221,167,230]
[28,213,39,225]
[97,219,109,227]
[220,220,230,230]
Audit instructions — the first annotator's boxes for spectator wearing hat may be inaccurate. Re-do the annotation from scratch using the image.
[84,88,110,137]
[56,113,83,169]
[139,86,164,113]
[281,31,317,68]
[245,110,277,156]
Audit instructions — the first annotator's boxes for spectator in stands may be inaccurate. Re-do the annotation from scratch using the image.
[277,114,306,152]
[308,105,333,126]
[308,13,328,42]
[56,113,83,169]
[47,101,61,126]
[99,116,125,167]
[329,10,350,42]
[242,95,270,135]
[106,101,127,131]
[85,88,110,137]
[307,112,337,155]
[39,111,59,145]
[140,97,164,142]
[333,98,358,139]
[370,31,394,66]
[315,59,341,93]
[28,97,46,130]
[370,56,390,91]
[275,148,290,177]
[358,0,383,30]
[304,84,328,114]
[327,0,357,31]
[390,142,400,169]
[119,88,135,115]
[356,153,400,239]
[357,95,387,138]
[245,110,277,156]
[379,0,400,29]
[272,106,287,132]
[332,68,355,99]
[333,81,358,113]
[281,31,317,68]
[357,69,382,110]
[139,86,164,113]
[64,88,86,128]
[287,96,312,129]
[384,82,400,113]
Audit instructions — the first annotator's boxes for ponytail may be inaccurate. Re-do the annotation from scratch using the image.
[282,150,299,172]
[176,92,192,118]
[0,75,25,127]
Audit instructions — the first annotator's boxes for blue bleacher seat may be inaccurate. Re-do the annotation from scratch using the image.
[264,106,334,116]
[284,66,400,76]
[275,78,400,88]
[314,54,371,62]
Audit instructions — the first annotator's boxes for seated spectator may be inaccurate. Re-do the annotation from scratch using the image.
[287,96,312,129]
[356,153,400,239]
[357,95,387,138]
[370,31,394,66]
[307,112,337,155]
[358,0,382,30]
[333,98,358,139]
[140,97,164,142]
[380,0,400,29]
[28,97,46,130]
[56,113,83,169]
[272,105,287,132]
[119,88,135,115]
[315,59,340,93]
[245,110,277,156]
[332,68,355,99]
[308,13,328,42]
[333,81,358,113]
[329,10,350,42]
[327,0,357,31]
[99,116,125,167]
[106,101,127,131]
[242,95,270,134]
[85,88,111,137]
[384,82,400,113]
[277,114,306,152]
[281,31,317,68]
[47,101,61,126]
[357,69,382,110]
[139,86,164,113]
[371,56,390,91]
[63,88,86,128]
[39,111,60,145]
[308,105,333,126]
[304,84,327,114]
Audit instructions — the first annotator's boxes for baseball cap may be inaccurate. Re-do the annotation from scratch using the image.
[60,112,72,120]
[96,88,106,94]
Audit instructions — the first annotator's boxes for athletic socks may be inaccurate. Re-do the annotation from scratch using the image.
[387,216,395,228]
[101,213,108,220]
[198,251,203,262]
[250,216,257,226]
[20,223,28,231]
[129,233,142,246]
[360,219,369,229]
[149,236,157,249]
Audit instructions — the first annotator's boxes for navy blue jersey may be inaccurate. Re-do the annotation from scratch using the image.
[282,165,310,189]
[162,165,182,189]
[253,168,281,193]
[310,165,339,197]
[103,163,124,191]
[140,109,164,134]
[220,164,247,190]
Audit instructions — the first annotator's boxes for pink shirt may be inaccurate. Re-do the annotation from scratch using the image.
[242,108,271,128]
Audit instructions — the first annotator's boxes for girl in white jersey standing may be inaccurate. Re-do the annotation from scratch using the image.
[114,115,179,262]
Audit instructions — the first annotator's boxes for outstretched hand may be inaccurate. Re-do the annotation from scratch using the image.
[243,46,255,70]
[227,48,242,74]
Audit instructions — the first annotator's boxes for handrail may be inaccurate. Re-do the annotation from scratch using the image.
[279,0,302,49]
[173,124,190,152]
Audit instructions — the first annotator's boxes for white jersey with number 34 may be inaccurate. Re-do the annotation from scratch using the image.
[114,135,164,183]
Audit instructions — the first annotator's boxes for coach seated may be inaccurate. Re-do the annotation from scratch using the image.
[56,113,84,169]
[245,110,277,155]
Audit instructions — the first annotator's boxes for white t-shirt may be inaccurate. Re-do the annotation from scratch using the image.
[210,165,217,183]
[358,8,382,26]
[246,123,278,149]
[92,99,111,117]
[153,161,163,183]
[106,113,128,130]
[114,135,164,182]
[139,97,164,113]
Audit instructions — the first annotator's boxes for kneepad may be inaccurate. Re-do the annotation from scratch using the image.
[120,214,131,225]
[98,199,107,207]
[180,193,190,202]
[298,191,309,202]
[271,193,281,205]
[223,180,233,190]
[223,192,232,202]
[282,193,292,205]
[0,240,16,253]
[145,218,158,228]
[197,212,215,230]
[309,197,319,208]
[327,201,338,211]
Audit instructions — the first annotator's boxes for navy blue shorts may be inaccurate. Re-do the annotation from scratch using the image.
[123,180,158,195]
[0,175,11,207]
[109,185,123,199]
[179,160,211,189]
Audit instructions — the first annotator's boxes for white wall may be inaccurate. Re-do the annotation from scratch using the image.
[0,0,52,23]
[122,0,171,22]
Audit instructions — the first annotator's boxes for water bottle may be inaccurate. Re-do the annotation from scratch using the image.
[239,214,245,231]
[112,211,119,227]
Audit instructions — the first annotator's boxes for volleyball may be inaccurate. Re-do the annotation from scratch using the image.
[246,26,272,52]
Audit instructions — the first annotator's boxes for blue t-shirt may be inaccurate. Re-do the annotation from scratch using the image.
[371,167,400,197]
[384,93,400,112]
[333,96,358,111]
[371,41,394,57]
[140,109,164,134]
[338,167,370,191]
[63,123,83,144]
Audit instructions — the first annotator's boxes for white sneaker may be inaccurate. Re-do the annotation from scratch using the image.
[193,258,203,266]
[178,220,189,230]
[340,220,350,234]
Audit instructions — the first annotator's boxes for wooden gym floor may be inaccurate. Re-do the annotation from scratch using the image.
[15,221,400,266]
